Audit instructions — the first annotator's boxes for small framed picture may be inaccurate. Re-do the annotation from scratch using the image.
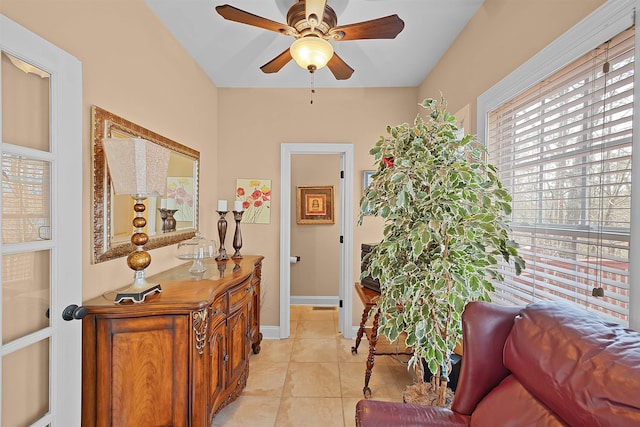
[363,170,375,190]
[296,185,335,224]
[362,171,375,215]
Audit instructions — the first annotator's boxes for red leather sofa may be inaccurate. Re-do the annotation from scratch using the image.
[356,301,640,426]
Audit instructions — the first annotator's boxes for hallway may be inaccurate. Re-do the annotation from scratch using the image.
[212,305,414,426]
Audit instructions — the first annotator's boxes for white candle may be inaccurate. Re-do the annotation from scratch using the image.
[167,198,177,210]
[218,199,227,211]
[160,199,167,209]
[234,200,243,212]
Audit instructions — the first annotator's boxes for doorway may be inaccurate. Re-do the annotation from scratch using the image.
[280,144,354,339]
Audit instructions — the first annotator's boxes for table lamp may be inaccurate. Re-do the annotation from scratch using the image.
[102,137,171,303]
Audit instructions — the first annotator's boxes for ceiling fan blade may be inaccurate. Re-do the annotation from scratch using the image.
[329,15,405,41]
[216,4,297,35]
[327,52,354,80]
[260,49,293,74]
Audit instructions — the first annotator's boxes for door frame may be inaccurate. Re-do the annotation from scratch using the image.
[280,143,354,339]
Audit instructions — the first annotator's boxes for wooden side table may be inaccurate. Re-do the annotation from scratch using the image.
[352,283,412,398]
[352,283,380,355]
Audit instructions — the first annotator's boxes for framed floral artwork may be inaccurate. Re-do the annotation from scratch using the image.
[236,179,271,224]
[167,177,194,222]
[296,185,335,224]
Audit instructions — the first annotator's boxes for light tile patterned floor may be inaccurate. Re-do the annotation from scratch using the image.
[212,305,414,426]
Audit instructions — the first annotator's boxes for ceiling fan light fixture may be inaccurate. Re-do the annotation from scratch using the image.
[290,37,334,72]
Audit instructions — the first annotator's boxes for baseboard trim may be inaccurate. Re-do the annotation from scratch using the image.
[350,326,360,337]
[259,326,281,340]
[260,325,359,340]
[290,295,339,306]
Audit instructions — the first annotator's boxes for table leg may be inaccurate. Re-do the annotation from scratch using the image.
[351,304,371,355]
[363,309,380,398]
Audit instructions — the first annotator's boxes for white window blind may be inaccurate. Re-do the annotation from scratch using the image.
[487,28,634,325]
[1,153,50,244]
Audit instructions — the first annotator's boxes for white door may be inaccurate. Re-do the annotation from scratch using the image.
[0,15,83,426]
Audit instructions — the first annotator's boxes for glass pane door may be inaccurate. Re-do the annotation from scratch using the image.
[1,50,53,427]
[1,14,83,426]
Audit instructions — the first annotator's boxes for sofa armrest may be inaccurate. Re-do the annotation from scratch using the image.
[451,302,521,415]
[356,400,470,427]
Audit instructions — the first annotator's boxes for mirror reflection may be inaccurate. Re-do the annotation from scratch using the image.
[92,106,199,263]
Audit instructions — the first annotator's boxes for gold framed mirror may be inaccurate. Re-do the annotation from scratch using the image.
[91,105,199,263]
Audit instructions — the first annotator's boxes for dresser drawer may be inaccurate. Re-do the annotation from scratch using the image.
[210,296,227,326]
[229,277,252,312]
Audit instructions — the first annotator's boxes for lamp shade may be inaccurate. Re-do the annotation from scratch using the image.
[290,37,334,71]
[103,138,171,197]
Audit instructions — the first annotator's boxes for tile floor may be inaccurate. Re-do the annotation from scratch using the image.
[212,305,414,426]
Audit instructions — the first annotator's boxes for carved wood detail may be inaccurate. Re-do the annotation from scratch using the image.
[193,309,209,356]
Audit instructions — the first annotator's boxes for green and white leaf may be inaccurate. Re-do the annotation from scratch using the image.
[358,97,525,386]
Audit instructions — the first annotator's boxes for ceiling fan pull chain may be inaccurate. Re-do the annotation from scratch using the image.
[310,72,316,104]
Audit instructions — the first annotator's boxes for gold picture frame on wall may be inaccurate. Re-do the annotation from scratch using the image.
[296,186,335,224]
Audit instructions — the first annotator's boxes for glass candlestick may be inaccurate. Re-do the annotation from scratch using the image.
[216,210,228,260]
[232,210,244,259]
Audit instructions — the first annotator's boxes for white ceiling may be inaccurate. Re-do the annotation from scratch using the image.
[144,0,484,89]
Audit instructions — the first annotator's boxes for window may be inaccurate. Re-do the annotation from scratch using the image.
[478,2,638,327]
[2,154,51,244]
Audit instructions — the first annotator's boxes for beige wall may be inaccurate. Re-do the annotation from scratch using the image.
[418,0,606,134]
[217,87,417,326]
[1,0,219,299]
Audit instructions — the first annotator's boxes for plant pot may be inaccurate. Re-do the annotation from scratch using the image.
[402,381,454,408]
[422,353,462,392]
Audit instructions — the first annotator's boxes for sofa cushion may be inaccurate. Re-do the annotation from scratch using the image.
[503,301,640,427]
[355,400,470,427]
[470,374,567,427]
[452,302,521,415]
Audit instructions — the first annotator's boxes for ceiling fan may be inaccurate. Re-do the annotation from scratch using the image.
[215,0,405,80]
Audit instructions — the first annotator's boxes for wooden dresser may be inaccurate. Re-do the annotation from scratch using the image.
[81,256,264,427]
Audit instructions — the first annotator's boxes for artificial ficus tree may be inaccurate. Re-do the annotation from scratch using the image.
[359,97,524,406]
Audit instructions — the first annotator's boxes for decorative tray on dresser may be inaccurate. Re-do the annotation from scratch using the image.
[81,255,264,427]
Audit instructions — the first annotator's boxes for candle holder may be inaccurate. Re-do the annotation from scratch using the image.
[232,210,244,259]
[159,208,178,232]
[158,208,169,232]
[166,209,178,232]
[218,260,227,278]
[216,210,228,261]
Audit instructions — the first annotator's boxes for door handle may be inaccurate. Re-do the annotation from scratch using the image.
[62,304,87,321]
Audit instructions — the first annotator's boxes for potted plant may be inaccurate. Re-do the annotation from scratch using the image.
[359,97,524,406]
